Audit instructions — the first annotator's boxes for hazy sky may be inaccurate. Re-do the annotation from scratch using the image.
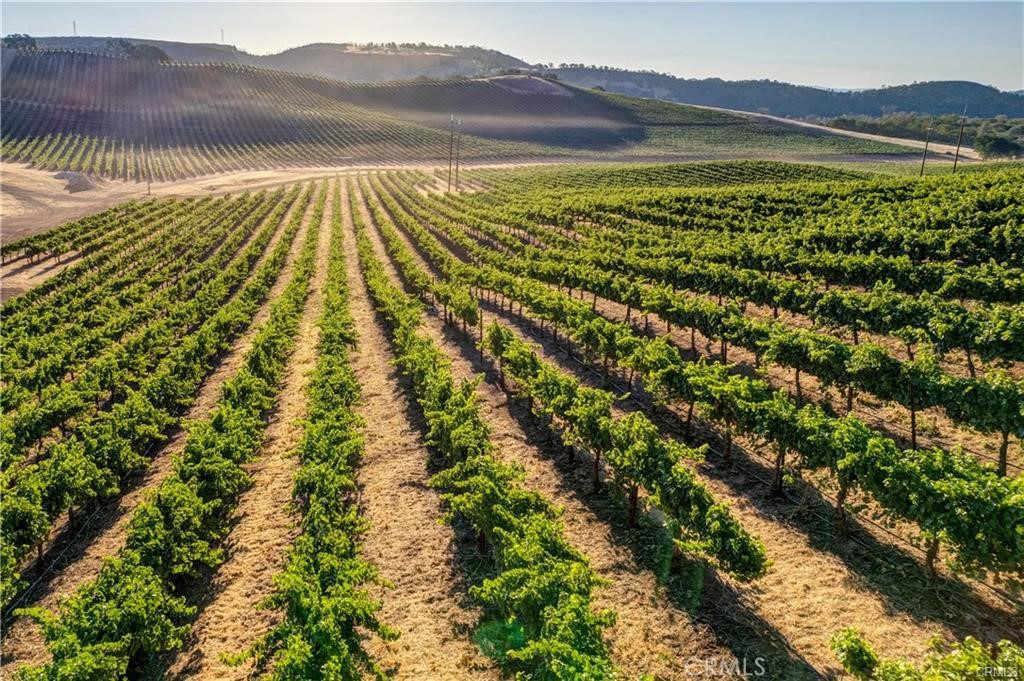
[2,2,1021,90]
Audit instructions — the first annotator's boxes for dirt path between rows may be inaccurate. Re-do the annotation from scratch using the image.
[360,178,1017,678]
[165,184,331,680]
[340,180,500,681]
[0,184,315,676]
[354,182,738,680]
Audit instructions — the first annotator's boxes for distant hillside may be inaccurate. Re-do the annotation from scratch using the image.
[30,37,1019,118]
[0,49,912,181]
[810,112,1024,159]
[34,36,246,63]
[33,37,527,81]
[0,50,640,150]
[323,75,642,149]
[547,67,1024,118]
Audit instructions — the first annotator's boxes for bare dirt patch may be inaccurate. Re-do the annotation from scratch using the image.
[0,187,312,676]
[354,183,738,679]
[341,182,499,680]
[0,166,138,243]
[164,187,328,680]
[0,253,81,302]
[360,178,1021,678]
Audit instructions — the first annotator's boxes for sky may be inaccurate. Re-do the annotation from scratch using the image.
[2,2,1022,90]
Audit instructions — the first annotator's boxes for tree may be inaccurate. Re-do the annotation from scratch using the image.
[2,34,36,50]
[105,39,171,62]
[975,134,1024,159]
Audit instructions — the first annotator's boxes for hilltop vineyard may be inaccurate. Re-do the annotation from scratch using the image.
[0,48,913,182]
[0,161,1021,681]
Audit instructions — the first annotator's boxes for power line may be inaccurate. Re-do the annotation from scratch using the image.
[454,118,462,192]
[446,113,455,193]
[952,105,967,173]
[919,124,931,177]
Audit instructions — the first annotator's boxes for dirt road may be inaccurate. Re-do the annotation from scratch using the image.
[0,131,976,246]
[1,162,575,243]
[691,104,982,160]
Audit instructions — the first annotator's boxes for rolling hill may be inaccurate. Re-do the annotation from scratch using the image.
[547,67,1024,118]
[0,48,912,181]
[33,37,527,81]
[29,36,1024,119]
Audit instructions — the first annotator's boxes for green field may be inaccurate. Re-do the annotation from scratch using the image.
[1,159,1021,680]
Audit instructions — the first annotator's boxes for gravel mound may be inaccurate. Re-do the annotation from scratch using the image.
[53,171,101,193]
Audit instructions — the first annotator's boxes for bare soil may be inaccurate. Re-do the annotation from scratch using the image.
[0,186,312,675]
[355,184,743,680]
[0,253,80,302]
[361,178,1021,678]
[341,182,500,681]
[165,183,329,680]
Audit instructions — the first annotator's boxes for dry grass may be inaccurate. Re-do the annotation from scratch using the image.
[355,177,1023,679]
[0,187,312,676]
[355,184,740,680]
[342,182,500,680]
[164,184,328,680]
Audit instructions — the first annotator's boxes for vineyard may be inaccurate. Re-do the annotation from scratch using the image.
[0,48,916,182]
[0,160,1021,681]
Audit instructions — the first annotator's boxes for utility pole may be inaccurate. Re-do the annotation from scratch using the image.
[221,28,225,44]
[144,127,151,195]
[952,105,967,173]
[919,124,932,177]
[73,20,77,36]
[446,114,455,193]
[454,118,462,192]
